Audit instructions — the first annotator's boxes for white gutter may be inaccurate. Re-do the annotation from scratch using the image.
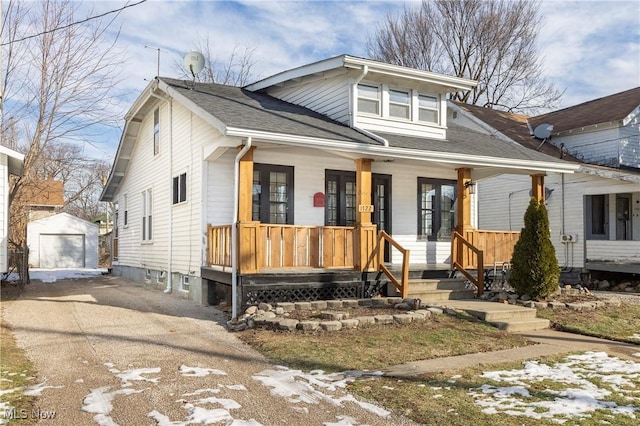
[350,65,388,147]
[225,127,579,174]
[149,81,173,294]
[231,137,252,319]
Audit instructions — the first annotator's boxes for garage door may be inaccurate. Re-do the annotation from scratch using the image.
[39,234,85,268]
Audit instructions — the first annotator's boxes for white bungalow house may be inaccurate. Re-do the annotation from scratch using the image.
[1,145,24,274]
[101,55,578,315]
[450,87,640,279]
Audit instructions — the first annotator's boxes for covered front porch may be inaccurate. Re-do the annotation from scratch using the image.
[204,147,550,305]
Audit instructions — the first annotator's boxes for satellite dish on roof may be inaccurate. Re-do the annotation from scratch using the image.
[184,51,205,77]
[533,123,553,140]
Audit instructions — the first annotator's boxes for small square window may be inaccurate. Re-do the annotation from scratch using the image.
[172,172,187,204]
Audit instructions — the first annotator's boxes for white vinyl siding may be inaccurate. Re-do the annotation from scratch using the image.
[113,102,212,276]
[265,72,351,124]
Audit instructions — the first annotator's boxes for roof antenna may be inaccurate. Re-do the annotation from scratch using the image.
[145,45,167,78]
[533,123,553,151]
[183,51,205,89]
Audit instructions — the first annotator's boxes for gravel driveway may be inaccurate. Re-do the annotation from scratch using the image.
[2,276,415,425]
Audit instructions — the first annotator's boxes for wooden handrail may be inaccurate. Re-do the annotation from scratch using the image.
[377,230,410,298]
[452,231,484,296]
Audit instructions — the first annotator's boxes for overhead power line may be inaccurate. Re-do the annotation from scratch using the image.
[1,0,148,46]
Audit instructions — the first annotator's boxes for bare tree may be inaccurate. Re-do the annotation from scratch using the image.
[1,0,125,272]
[174,36,258,86]
[368,0,563,113]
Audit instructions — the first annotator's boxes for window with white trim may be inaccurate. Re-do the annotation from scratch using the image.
[418,94,439,124]
[172,172,187,204]
[123,194,128,227]
[153,108,160,156]
[357,84,381,115]
[142,189,153,241]
[389,89,411,119]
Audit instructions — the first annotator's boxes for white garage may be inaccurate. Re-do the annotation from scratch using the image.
[27,213,98,269]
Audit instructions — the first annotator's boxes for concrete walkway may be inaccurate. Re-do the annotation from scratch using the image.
[383,328,640,377]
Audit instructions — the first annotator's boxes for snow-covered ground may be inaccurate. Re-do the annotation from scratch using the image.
[5,268,108,283]
[3,352,639,425]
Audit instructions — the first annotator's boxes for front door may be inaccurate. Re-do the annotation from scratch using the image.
[372,174,392,262]
[616,194,631,240]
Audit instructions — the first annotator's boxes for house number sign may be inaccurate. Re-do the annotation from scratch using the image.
[358,205,374,213]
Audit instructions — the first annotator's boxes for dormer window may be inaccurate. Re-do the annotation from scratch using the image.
[357,84,381,115]
[389,89,411,119]
[418,94,439,124]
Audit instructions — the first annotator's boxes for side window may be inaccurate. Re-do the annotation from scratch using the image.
[172,172,187,204]
[153,108,160,156]
[123,194,128,227]
[586,194,608,240]
[142,189,153,241]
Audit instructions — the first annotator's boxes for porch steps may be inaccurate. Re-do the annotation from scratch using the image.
[428,299,550,333]
[406,278,476,302]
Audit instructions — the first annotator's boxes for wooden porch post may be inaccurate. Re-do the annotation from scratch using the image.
[237,146,260,274]
[355,158,377,271]
[531,174,545,203]
[454,168,477,270]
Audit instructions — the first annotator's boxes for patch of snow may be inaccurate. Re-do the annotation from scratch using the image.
[223,384,248,391]
[629,334,640,340]
[82,386,145,426]
[252,367,390,418]
[28,268,108,283]
[190,397,241,410]
[469,351,640,423]
[112,367,161,385]
[182,388,220,397]
[323,415,359,425]
[179,365,227,377]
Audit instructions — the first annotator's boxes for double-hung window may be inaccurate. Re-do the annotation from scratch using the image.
[252,164,294,224]
[153,108,160,156]
[389,89,411,119]
[418,178,456,241]
[418,94,439,124]
[142,189,153,241]
[123,194,128,227]
[586,194,608,240]
[357,84,381,115]
[173,172,187,204]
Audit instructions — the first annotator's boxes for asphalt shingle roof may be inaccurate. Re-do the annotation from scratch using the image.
[161,78,569,165]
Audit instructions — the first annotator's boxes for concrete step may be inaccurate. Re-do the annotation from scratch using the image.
[489,318,551,333]
[409,278,469,292]
[408,289,477,302]
[427,299,549,333]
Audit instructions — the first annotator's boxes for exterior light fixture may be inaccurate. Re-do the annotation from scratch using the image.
[464,180,476,195]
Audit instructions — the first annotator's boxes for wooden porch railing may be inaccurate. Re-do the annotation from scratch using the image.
[377,230,410,298]
[452,231,484,296]
[207,223,356,272]
[259,224,354,269]
[451,229,520,296]
[208,225,232,267]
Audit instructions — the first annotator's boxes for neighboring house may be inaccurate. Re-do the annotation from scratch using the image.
[101,55,577,314]
[20,179,64,221]
[1,145,24,274]
[27,212,99,269]
[451,87,640,277]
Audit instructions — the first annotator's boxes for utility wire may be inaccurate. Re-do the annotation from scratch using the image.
[1,0,148,46]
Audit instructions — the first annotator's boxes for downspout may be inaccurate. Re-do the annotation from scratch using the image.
[350,65,389,147]
[149,80,173,293]
[232,137,252,319]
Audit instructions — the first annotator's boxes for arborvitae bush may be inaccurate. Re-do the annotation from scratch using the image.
[510,197,560,299]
